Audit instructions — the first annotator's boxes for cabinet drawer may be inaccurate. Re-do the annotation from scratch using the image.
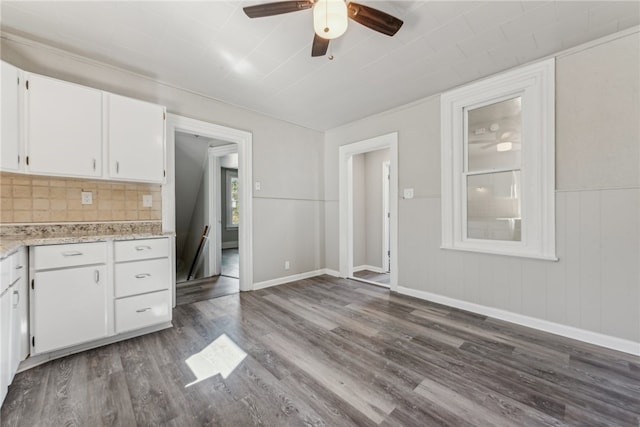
[33,242,107,270]
[9,250,26,285]
[115,258,170,298]
[115,238,168,262]
[115,290,170,334]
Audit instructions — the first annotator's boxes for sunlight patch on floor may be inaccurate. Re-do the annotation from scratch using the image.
[185,333,247,387]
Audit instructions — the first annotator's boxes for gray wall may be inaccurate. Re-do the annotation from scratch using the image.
[352,148,391,270]
[174,133,209,263]
[1,34,325,284]
[324,32,640,344]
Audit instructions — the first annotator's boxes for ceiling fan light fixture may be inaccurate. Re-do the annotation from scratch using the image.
[496,142,513,152]
[313,0,348,40]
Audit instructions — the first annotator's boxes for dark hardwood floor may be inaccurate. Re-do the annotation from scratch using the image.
[176,275,239,306]
[353,269,390,286]
[176,248,240,305]
[2,276,639,426]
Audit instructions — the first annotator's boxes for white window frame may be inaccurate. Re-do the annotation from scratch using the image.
[441,58,557,260]
[225,168,239,229]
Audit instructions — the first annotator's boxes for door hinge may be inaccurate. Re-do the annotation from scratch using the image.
[31,279,34,290]
[26,80,29,90]
[163,111,165,120]
[17,77,20,85]
[163,169,166,177]
[26,156,29,166]
[17,155,20,165]
[32,336,35,347]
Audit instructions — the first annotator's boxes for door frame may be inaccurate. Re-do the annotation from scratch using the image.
[163,114,253,304]
[382,160,391,273]
[207,144,238,277]
[339,132,398,291]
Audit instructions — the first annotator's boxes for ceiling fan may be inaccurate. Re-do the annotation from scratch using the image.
[468,127,521,151]
[243,0,404,57]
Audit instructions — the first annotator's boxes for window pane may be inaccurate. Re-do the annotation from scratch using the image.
[231,176,239,226]
[467,171,521,241]
[467,97,521,172]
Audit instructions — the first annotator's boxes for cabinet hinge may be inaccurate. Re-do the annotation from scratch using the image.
[31,279,34,290]
[26,80,29,90]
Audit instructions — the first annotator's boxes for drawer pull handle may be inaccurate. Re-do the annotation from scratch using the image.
[95,270,100,283]
[62,251,83,257]
[135,273,151,279]
[136,307,152,313]
[135,246,152,251]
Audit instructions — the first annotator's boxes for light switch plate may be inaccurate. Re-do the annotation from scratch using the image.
[142,194,153,208]
[81,191,93,205]
[403,188,414,199]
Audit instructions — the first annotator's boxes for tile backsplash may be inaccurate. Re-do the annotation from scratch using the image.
[0,172,162,223]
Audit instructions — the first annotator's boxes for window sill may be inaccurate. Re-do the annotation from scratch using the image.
[440,245,558,262]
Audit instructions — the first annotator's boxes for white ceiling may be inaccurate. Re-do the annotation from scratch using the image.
[1,1,638,130]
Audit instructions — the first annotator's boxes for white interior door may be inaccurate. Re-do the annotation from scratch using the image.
[383,161,391,273]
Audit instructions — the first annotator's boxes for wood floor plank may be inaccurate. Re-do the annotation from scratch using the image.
[2,275,639,426]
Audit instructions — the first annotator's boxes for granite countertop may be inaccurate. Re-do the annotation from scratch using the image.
[0,222,173,259]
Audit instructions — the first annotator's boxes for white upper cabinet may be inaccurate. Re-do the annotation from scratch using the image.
[107,93,165,183]
[25,73,102,178]
[1,61,22,172]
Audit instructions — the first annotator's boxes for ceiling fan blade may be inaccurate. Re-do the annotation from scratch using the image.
[347,2,403,36]
[243,1,313,18]
[312,34,330,57]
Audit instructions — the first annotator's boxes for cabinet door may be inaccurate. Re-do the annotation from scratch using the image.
[26,73,102,178]
[1,61,21,172]
[0,287,10,404]
[108,93,165,183]
[32,265,107,354]
[9,283,21,377]
[13,249,28,362]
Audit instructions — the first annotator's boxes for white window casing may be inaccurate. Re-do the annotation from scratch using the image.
[441,58,557,260]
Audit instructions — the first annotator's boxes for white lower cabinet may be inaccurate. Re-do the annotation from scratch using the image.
[31,242,108,355]
[1,247,28,405]
[114,238,171,334]
[30,237,171,358]
[32,265,108,354]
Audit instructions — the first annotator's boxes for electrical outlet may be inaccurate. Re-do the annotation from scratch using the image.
[81,191,93,205]
[284,261,290,270]
[142,194,153,208]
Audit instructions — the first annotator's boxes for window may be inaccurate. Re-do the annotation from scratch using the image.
[441,58,556,260]
[225,169,239,228]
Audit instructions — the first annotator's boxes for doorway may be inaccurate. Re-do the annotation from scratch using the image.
[350,149,391,287]
[163,115,253,307]
[339,132,398,290]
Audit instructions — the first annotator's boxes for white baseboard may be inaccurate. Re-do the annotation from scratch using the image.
[253,269,328,290]
[323,268,340,277]
[221,241,238,249]
[396,286,640,356]
[353,265,386,274]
